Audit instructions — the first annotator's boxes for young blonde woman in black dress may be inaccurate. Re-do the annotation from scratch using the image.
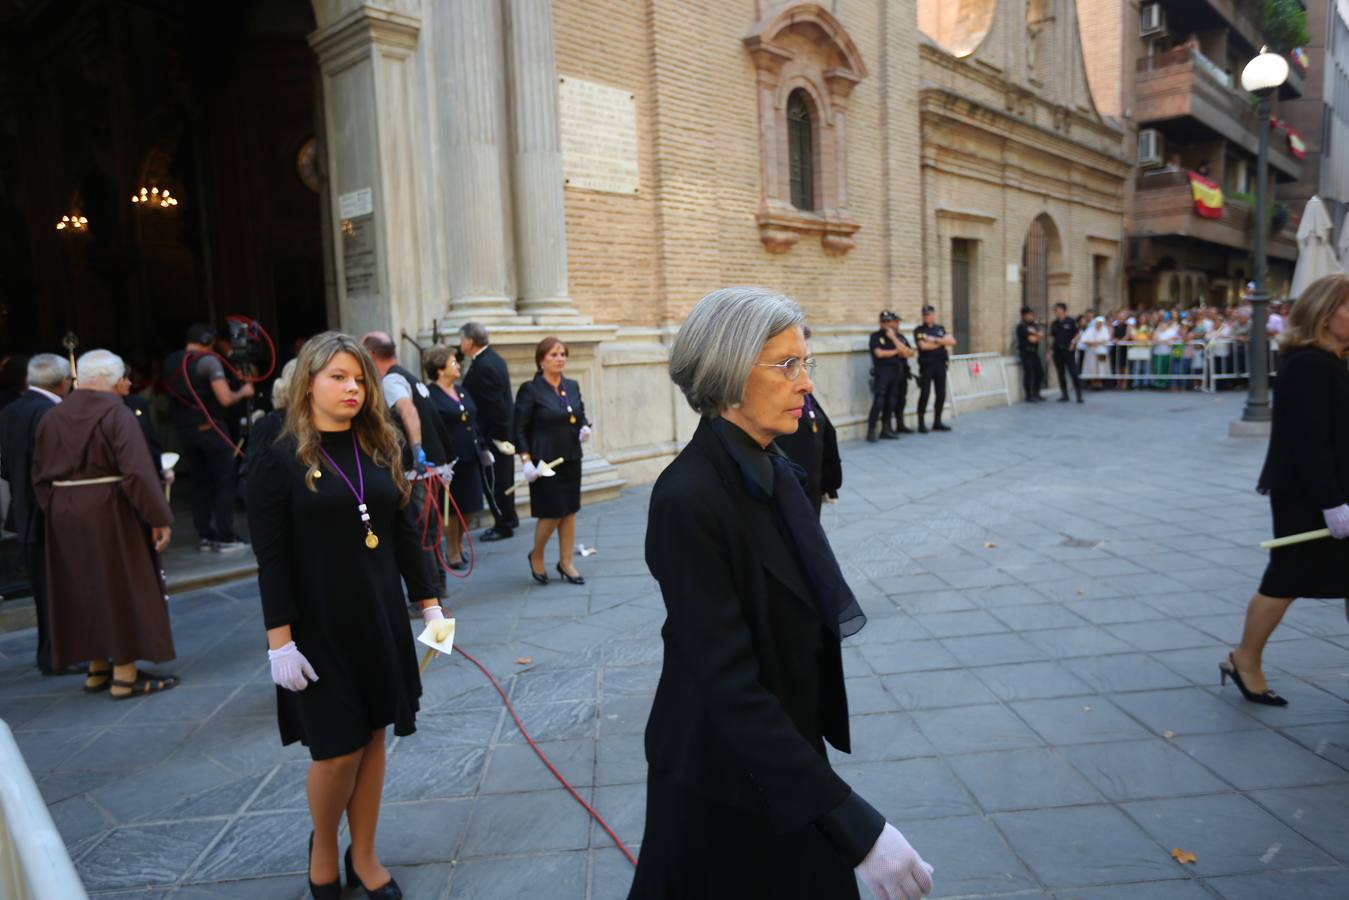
[247,332,442,900]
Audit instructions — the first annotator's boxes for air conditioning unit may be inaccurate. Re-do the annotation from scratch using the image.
[1138,128,1164,167]
[1140,3,1166,37]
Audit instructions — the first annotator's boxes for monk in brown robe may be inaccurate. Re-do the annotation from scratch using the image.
[32,349,179,698]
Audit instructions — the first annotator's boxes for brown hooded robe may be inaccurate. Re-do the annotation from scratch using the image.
[32,389,175,668]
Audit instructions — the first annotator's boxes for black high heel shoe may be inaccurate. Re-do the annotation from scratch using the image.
[1220,653,1288,706]
[555,562,585,585]
[307,832,341,900]
[345,846,402,900]
[528,552,549,585]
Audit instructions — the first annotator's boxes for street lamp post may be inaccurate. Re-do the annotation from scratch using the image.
[1234,48,1290,434]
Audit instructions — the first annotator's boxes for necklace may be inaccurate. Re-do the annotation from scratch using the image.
[317,431,379,549]
[446,385,469,422]
[546,374,576,425]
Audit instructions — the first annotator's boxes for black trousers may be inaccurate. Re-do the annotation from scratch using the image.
[25,540,53,671]
[1052,349,1083,399]
[867,367,900,432]
[488,448,520,531]
[1020,351,1044,399]
[177,426,239,542]
[917,364,947,423]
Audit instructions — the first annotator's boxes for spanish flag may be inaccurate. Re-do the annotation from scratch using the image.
[1188,172,1224,219]
[1288,129,1307,159]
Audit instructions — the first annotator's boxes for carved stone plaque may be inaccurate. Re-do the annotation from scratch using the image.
[558,76,639,195]
[342,214,377,296]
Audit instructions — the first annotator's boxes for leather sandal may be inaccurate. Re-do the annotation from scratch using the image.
[83,671,112,693]
[110,671,180,700]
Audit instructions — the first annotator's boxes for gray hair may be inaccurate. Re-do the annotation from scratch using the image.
[26,353,71,389]
[75,349,125,387]
[460,321,490,347]
[271,358,299,409]
[669,286,805,416]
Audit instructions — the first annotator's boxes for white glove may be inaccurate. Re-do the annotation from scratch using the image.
[422,605,445,624]
[1323,504,1349,539]
[268,641,318,692]
[857,824,933,900]
[578,426,592,443]
[480,448,495,467]
[523,461,541,483]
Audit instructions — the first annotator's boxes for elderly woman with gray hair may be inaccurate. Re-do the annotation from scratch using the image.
[32,349,178,698]
[628,288,933,900]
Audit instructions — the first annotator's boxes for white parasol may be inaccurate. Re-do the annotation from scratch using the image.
[1290,196,1345,300]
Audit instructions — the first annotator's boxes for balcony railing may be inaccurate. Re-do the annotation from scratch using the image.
[1136,49,1301,180]
[1132,169,1299,260]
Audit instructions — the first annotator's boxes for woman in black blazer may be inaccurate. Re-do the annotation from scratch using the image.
[1228,274,1349,705]
[629,288,933,900]
[514,337,591,585]
[424,346,486,569]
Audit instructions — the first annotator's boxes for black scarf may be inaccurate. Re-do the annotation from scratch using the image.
[714,418,866,640]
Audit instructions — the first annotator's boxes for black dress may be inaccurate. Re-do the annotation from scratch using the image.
[514,374,587,519]
[246,431,439,761]
[1256,346,1349,598]
[428,383,485,515]
[776,393,842,517]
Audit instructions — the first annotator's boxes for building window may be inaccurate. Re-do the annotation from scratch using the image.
[787,91,815,211]
[744,2,868,254]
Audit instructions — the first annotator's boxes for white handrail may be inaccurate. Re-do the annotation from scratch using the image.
[0,721,87,900]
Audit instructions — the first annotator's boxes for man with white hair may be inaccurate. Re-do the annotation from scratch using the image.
[0,353,74,674]
[31,349,179,698]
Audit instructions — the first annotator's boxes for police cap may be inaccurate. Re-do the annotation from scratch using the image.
[921,305,936,314]
[1020,306,1034,315]
[879,310,899,322]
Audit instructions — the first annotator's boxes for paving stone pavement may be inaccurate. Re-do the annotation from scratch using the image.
[2,390,1348,899]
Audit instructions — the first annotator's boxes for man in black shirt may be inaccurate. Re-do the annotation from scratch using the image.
[913,305,956,432]
[1015,306,1045,402]
[1049,302,1084,403]
[866,311,914,442]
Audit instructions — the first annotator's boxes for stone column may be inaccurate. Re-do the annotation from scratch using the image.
[309,5,427,341]
[432,0,518,325]
[504,0,586,323]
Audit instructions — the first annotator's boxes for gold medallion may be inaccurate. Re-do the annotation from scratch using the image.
[569,415,577,424]
[365,532,380,550]
[812,422,819,433]
[461,412,468,422]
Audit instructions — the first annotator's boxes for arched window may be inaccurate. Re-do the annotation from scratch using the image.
[787,91,809,211]
[787,90,815,212]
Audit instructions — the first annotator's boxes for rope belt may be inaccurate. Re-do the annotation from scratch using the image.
[51,476,123,487]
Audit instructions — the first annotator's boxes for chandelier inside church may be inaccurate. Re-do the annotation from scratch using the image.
[55,212,88,232]
[131,185,179,208]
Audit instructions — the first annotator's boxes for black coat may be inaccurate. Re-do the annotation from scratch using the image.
[124,394,164,477]
[462,346,513,442]
[0,390,58,546]
[629,418,880,899]
[776,393,842,516]
[1257,347,1349,509]
[513,374,587,464]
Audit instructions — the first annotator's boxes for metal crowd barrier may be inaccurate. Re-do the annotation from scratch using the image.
[0,721,87,900]
[947,352,1013,412]
[1041,340,1279,393]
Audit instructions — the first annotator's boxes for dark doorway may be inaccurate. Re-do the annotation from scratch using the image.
[0,0,328,374]
[952,238,974,353]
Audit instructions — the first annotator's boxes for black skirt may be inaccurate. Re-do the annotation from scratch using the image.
[1259,494,1349,599]
[448,459,484,516]
[528,457,581,519]
[627,768,859,900]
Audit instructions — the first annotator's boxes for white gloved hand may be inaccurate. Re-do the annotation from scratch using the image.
[267,641,318,692]
[1323,504,1349,539]
[523,461,541,483]
[422,605,445,624]
[578,426,592,443]
[857,824,933,900]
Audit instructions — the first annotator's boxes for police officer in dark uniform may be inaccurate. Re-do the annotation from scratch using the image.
[1015,306,1046,402]
[1049,302,1084,403]
[867,311,914,442]
[913,305,956,432]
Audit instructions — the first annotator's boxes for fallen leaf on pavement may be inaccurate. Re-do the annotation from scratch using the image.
[1171,848,1197,865]
[515,657,533,665]
[1163,730,1176,740]
[983,541,997,549]
[1075,588,1085,596]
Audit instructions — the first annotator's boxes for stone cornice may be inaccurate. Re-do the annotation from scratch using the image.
[308,5,419,75]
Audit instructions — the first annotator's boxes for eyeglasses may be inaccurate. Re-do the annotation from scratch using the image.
[756,356,817,381]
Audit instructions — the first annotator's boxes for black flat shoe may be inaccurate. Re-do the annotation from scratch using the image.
[528,552,549,585]
[480,527,513,542]
[447,557,468,571]
[933,423,952,432]
[1220,653,1288,706]
[308,832,341,900]
[556,563,585,585]
[346,846,401,900]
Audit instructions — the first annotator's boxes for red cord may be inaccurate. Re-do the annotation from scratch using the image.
[414,468,476,579]
[162,316,278,458]
[454,644,639,867]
